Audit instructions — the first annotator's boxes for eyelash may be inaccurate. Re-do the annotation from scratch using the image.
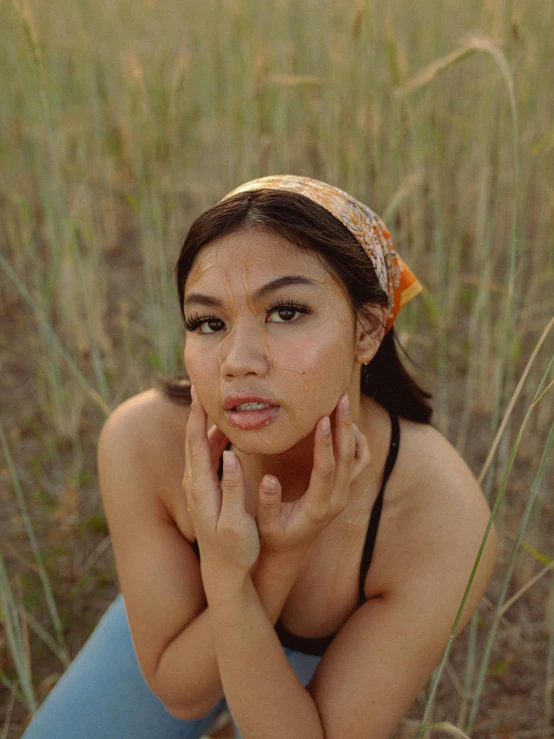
[184,298,314,333]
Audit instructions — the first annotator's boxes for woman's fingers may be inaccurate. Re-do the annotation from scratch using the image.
[188,387,228,474]
[186,385,217,507]
[330,394,356,510]
[207,424,230,472]
[307,393,356,520]
[305,413,336,522]
[220,451,247,519]
[256,474,282,537]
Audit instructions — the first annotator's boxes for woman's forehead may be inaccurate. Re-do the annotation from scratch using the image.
[186,229,330,289]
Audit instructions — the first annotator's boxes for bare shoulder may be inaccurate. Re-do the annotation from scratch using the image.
[103,387,190,429]
[387,417,498,621]
[400,418,495,525]
[97,388,209,707]
[397,416,493,509]
[100,387,191,516]
[305,418,499,737]
[102,387,190,450]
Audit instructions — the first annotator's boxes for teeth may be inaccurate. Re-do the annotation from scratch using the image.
[234,402,271,411]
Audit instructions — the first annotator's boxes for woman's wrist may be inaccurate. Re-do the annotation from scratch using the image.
[200,560,250,605]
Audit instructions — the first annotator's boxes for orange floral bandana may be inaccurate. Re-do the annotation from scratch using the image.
[220,175,423,334]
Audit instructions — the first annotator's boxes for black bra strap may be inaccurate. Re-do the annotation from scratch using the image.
[358,409,400,604]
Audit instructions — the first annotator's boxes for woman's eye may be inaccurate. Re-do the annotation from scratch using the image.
[268,306,302,323]
[185,301,312,334]
[266,300,313,324]
[193,318,224,334]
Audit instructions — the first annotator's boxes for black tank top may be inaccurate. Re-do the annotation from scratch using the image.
[190,409,400,656]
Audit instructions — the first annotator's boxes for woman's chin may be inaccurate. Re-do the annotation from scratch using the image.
[227,428,313,457]
[228,435,283,455]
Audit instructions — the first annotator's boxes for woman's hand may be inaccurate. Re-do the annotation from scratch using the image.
[255,393,370,563]
[181,385,260,581]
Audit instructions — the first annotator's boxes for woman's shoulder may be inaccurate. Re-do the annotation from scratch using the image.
[382,413,497,602]
[397,415,491,512]
[103,387,191,438]
[361,402,480,515]
[99,387,191,510]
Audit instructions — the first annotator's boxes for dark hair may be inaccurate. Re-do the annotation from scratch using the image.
[155,189,433,424]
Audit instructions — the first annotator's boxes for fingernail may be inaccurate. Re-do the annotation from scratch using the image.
[223,450,237,472]
[341,394,350,414]
[321,416,331,435]
[263,476,277,492]
[190,385,197,405]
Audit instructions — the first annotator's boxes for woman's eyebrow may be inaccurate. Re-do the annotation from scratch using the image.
[183,275,318,309]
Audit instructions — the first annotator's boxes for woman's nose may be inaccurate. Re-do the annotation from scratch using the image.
[218,321,272,378]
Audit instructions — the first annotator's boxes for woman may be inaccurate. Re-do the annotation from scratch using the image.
[23,175,498,738]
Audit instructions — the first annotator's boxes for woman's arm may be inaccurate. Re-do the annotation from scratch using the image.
[97,399,309,720]
[175,383,359,733]
[203,560,324,739]
[154,551,305,719]
[198,426,498,739]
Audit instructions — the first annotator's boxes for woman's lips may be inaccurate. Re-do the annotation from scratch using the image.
[226,405,280,430]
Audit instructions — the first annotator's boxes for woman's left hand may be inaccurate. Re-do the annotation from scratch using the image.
[183,385,260,583]
[255,393,370,564]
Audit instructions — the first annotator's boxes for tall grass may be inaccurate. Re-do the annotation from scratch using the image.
[1,0,553,735]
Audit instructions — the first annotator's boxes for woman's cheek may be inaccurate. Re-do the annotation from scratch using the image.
[183,345,212,395]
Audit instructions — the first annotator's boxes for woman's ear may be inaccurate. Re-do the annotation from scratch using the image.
[354,304,387,365]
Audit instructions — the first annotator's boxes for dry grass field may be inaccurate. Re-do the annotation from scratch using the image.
[1,0,553,736]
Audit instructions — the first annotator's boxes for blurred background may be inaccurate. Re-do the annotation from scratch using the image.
[1,0,553,736]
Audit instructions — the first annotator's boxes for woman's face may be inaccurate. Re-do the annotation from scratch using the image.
[183,227,360,455]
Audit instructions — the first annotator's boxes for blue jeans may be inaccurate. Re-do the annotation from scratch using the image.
[22,592,322,738]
